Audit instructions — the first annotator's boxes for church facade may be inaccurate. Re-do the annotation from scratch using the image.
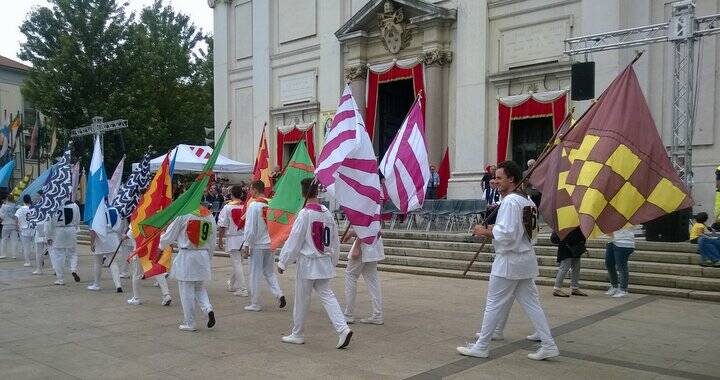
[210,0,720,216]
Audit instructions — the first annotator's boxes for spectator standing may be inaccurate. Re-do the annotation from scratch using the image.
[605,227,635,298]
[426,165,440,200]
[523,159,542,208]
[551,228,587,297]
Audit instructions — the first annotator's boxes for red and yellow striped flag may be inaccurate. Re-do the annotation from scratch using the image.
[129,153,173,278]
[253,127,272,195]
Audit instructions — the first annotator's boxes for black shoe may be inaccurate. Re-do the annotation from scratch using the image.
[207,311,216,328]
[279,296,287,309]
[72,272,80,282]
[116,287,123,293]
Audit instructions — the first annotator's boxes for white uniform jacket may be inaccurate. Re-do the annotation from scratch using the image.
[92,207,122,255]
[490,193,539,280]
[243,199,270,250]
[217,201,245,250]
[15,205,35,237]
[45,203,81,249]
[160,212,216,282]
[0,203,18,226]
[278,204,340,280]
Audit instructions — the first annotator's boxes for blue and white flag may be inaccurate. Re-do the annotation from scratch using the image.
[111,153,152,218]
[0,160,16,188]
[20,163,56,202]
[84,135,110,235]
[29,148,72,225]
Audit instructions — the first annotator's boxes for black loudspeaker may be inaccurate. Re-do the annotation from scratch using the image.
[644,208,692,242]
[571,62,595,101]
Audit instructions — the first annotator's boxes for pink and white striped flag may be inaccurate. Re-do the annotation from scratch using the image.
[379,97,430,214]
[315,85,381,244]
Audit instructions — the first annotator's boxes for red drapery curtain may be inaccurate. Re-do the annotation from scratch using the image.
[276,125,315,170]
[497,93,567,163]
[365,62,425,140]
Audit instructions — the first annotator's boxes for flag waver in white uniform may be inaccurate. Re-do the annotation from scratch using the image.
[315,85,381,245]
[379,96,430,214]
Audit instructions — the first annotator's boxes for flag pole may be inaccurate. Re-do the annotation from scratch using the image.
[462,99,599,276]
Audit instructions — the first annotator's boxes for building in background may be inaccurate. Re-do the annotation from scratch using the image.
[210,0,720,217]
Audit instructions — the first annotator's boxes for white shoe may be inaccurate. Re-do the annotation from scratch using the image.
[226,279,233,292]
[491,332,504,341]
[281,334,305,344]
[605,286,618,296]
[0,255,6,259]
[612,290,628,298]
[32,270,43,275]
[161,294,172,306]
[337,328,353,349]
[178,324,197,332]
[526,332,541,342]
[23,263,32,267]
[244,304,262,312]
[53,279,65,285]
[233,289,249,297]
[457,344,489,358]
[86,284,101,291]
[528,346,560,360]
[345,315,355,324]
[358,317,384,325]
[127,297,142,305]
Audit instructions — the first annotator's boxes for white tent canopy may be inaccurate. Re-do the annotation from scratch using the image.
[134,144,253,174]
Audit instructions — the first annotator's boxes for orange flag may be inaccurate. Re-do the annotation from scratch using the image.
[253,126,272,194]
[129,153,174,278]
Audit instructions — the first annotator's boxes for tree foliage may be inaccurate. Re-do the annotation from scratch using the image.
[18,0,213,167]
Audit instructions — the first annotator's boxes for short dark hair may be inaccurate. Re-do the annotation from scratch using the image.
[22,194,31,204]
[230,185,247,201]
[301,178,318,198]
[496,160,523,184]
[695,212,709,223]
[251,180,265,193]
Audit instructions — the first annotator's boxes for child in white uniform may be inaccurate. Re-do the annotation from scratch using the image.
[88,207,123,292]
[217,185,249,297]
[0,197,19,259]
[159,206,217,332]
[15,195,34,267]
[278,178,353,349]
[46,201,81,285]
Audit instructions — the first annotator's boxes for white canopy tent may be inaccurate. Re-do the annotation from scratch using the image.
[134,144,253,174]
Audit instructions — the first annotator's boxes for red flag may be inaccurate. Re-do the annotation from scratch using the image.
[253,126,272,195]
[436,147,450,199]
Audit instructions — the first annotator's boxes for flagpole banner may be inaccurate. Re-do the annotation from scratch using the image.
[379,97,430,214]
[436,147,450,199]
[29,148,72,225]
[530,65,692,239]
[253,127,272,192]
[108,156,126,202]
[267,141,315,250]
[112,153,151,218]
[0,160,16,188]
[316,85,381,245]
[85,135,110,235]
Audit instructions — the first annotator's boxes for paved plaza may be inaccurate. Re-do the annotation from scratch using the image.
[1,246,719,380]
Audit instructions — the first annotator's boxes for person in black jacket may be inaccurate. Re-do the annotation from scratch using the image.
[551,228,587,297]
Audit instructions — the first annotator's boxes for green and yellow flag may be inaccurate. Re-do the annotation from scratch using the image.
[530,64,692,238]
[267,141,315,250]
[139,123,230,235]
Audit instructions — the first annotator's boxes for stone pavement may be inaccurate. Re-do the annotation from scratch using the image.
[0,246,719,380]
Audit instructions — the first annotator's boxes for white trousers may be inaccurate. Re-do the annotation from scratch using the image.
[19,235,33,265]
[35,242,47,273]
[228,250,248,292]
[130,257,170,300]
[344,259,383,319]
[92,254,122,289]
[473,276,556,350]
[50,247,78,281]
[0,228,18,258]
[117,246,131,277]
[178,280,212,327]
[292,278,348,336]
[249,248,283,306]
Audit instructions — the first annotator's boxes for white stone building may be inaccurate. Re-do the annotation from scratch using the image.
[210,0,720,216]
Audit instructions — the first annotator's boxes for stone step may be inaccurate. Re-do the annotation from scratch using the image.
[343,245,720,279]
[377,239,701,265]
[379,230,698,254]
[338,253,720,292]
[335,262,720,302]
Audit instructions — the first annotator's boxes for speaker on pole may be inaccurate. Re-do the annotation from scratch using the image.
[571,62,595,101]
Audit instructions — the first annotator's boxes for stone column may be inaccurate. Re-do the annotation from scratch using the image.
[448,0,487,199]
[252,0,271,162]
[318,0,343,150]
[420,49,453,166]
[345,65,367,115]
[210,0,229,155]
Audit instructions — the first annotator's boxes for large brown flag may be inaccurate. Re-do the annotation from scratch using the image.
[531,64,692,238]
